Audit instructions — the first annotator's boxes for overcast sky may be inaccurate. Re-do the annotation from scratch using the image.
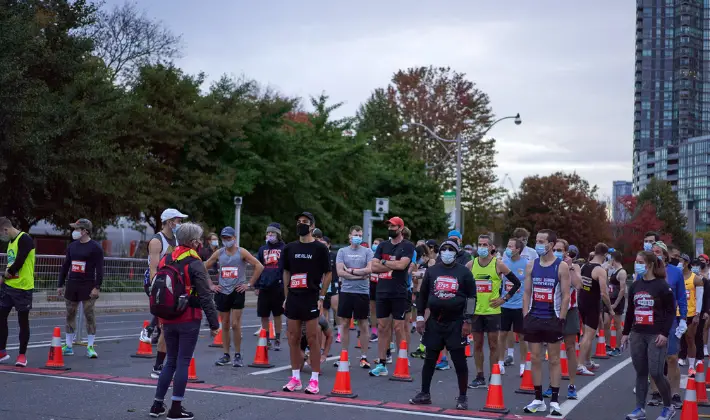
[110,0,634,200]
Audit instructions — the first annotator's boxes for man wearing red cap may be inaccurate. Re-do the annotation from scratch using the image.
[368,216,415,377]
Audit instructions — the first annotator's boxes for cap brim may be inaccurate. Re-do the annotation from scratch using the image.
[69,223,78,228]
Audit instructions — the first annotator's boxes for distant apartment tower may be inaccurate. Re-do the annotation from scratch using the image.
[612,181,634,222]
[632,0,710,196]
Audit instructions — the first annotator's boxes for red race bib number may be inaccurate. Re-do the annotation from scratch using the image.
[370,274,379,283]
[379,271,393,280]
[221,267,239,279]
[533,286,553,303]
[476,280,492,294]
[435,276,458,293]
[71,261,86,274]
[635,308,653,325]
[290,273,308,289]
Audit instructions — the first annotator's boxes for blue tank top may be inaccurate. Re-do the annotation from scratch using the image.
[502,256,527,309]
[528,258,563,319]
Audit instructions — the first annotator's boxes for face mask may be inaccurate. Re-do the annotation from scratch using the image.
[296,223,310,237]
[504,248,513,258]
[388,229,399,239]
[72,231,82,240]
[172,223,181,236]
[351,236,363,245]
[677,262,684,269]
[477,247,489,258]
[657,255,663,261]
[692,267,700,274]
[553,251,564,260]
[535,244,547,256]
[223,240,236,248]
[210,240,219,248]
[267,235,278,244]
[440,250,456,264]
[643,242,653,251]
[702,263,707,270]
[372,244,378,252]
[669,258,680,266]
[634,263,647,276]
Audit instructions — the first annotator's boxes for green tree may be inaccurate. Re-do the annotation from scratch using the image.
[637,178,693,254]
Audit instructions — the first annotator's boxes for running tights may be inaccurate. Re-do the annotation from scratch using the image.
[422,347,468,395]
[0,308,30,354]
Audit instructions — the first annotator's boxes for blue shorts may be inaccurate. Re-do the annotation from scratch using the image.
[667,318,680,356]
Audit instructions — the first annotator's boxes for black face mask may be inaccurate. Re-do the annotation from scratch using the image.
[388,228,399,239]
[702,263,708,270]
[669,258,681,266]
[296,223,310,237]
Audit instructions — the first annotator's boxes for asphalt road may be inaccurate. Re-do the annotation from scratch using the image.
[1,311,709,420]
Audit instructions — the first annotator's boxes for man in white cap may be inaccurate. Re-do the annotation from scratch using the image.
[141,208,188,378]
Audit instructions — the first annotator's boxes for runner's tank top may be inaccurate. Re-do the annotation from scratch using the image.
[217,247,247,295]
[579,262,601,308]
[529,258,562,318]
[148,232,177,266]
[472,256,503,315]
[681,272,697,317]
[608,268,622,302]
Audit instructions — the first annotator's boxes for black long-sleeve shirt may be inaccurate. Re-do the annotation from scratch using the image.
[623,277,676,337]
[186,259,219,330]
[6,232,34,277]
[417,262,476,322]
[58,240,105,288]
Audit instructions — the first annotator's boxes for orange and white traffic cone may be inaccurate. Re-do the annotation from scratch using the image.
[187,354,204,383]
[465,335,472,358]
[389,340,413,382]
[609,320,618,349]
[515,352,535,394]
[696,361,709,407]
[680,376,698,420]
[130,320,154,358]
[481,363,509,414]
[328,350,357,398]
[209,323,224,348]
[592,330,609,359]
[248,329,274,368]
[45,327,70,371]
[269,320,276,340]
[349,319,355,331]
[560,343,570,380]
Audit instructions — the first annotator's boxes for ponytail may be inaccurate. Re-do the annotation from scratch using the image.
[652,256,666,279]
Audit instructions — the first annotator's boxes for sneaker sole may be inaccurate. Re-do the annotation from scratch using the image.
[368,372,388,377]
[282,386,303,392]
[151,373,161,379]
[149,412,166,418]
[304,389,319,395]
[409,400,432,405]
[15,362,27,367]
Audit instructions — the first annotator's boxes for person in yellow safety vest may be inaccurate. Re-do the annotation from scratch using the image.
[0,217,36,367]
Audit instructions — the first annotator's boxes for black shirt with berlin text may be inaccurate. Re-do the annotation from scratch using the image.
[281,240,330,297]
[373,239,415,298]
[623,277,676,337]
[417,262,476,322]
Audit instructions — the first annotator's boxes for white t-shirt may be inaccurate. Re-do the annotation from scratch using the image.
[521,246,538,262]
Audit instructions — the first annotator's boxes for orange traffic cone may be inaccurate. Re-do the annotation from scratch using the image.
[696,361,709,407]
[592,330,609,359]
[187,354,204,383]
[609,320,618,348]
[481,363,509,414]
[465,337,472,358]
[130,320,154,358]
[680,376,698,420]
[248,328,274,368]
[209,323,224,348]
[389,340,413,382]
[349,318,355,331]
[269,320,276,340]
[515,352,535,394]
[45,327,70,370]
[560,343,570,380]
[436,351,444,364]
[355,337,362,349]
[328,350,357,398]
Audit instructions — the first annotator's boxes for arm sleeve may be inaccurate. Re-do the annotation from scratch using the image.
[7,234,34,276]
[58,245,72,288]
[504,270,521,298]
[416,270,431,317]
[190,261,219,330]
[660,285,676,337]
[622,282,635,336]
[675,271,688,319]
[94,243,104,288]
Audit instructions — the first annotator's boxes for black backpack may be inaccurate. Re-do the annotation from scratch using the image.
[149,255,191,320]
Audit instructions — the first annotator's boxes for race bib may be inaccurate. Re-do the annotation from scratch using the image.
[635,308,653,325]
[379,271,393,280]
[435,276,458,293]
[533,286,553,303]
[476,279,492,294]
[686,290,691,300]
[71,261,86,274]
[370,274,379,283]
[290,273,308,289]
[581,276,592,292]
[221,267,239,279]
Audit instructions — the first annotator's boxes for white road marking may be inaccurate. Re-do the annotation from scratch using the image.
[548,356,633,418]
[0,370,500,420]
[249,355,341,376]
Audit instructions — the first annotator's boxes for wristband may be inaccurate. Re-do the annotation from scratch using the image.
[416,316,425,322]
[319,295,325,300]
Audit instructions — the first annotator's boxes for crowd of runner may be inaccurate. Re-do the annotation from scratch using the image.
[1,210,708,420]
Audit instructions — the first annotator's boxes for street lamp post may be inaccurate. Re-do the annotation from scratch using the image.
[401,114,522,233]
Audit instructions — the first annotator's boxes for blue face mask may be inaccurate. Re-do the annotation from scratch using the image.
[643,242,653,252]
[553,251,564,260]
[372,244,378,252]
[692,266,700,274]
[635,263,647,276]
[440,250,456,264]
[477,247,489,258]
[504,248,513,258]
[535,244,547,256]
[351,236,363,246]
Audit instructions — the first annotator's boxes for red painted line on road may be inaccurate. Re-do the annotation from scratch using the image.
[325,397,382,406]
[186,382,217,389]
[64,372,116,380]
[502,415,548,420]
[269,391,326,401]
[213,386,270,395]
[382,402,444,413]
[442,409,502,418]
[110,376,157,385]
[17,367,70,375]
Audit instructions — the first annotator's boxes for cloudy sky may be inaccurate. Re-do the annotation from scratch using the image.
[109,0,634,200]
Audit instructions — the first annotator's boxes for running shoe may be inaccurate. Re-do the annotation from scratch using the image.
[86,346,98,359]
[542,386,552,398]
[468,376,486,389]
[647,392,662,406]
[455,395,468,410]
[166,406,194,420]
[368,364,388,377]
[410,325,416,334]
[689,367,697,378]
[577,365,594,376]
[671,393,683,409]
[567,384,578,400]
[151,364,163,379]
[282,377,302,392]
[369,333,378,342]
[679,358,687,366]
[360,357,370,369]
[549,402,562,416]
[503,355,514,366]
[333,359,340,368]
[304,379,320,394]
[410,348,426,359]
[435,358,450,370]
[624,407,646,420]
[608,348,621,357]
[15,354,27,367]
[273,338,281,351]
[0,351,9,364]
[386,350,393,364]
[149,401,167,418]
[523,399,547,413]
[62,345,74,356]
[335,333,341,343]
[498,362,506,375]
[657,406,675,420]
[409,392,432,405]
[140,327,153,344]
[215,354,230,366]
[233,353,243,368]
[586,361,600,371]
